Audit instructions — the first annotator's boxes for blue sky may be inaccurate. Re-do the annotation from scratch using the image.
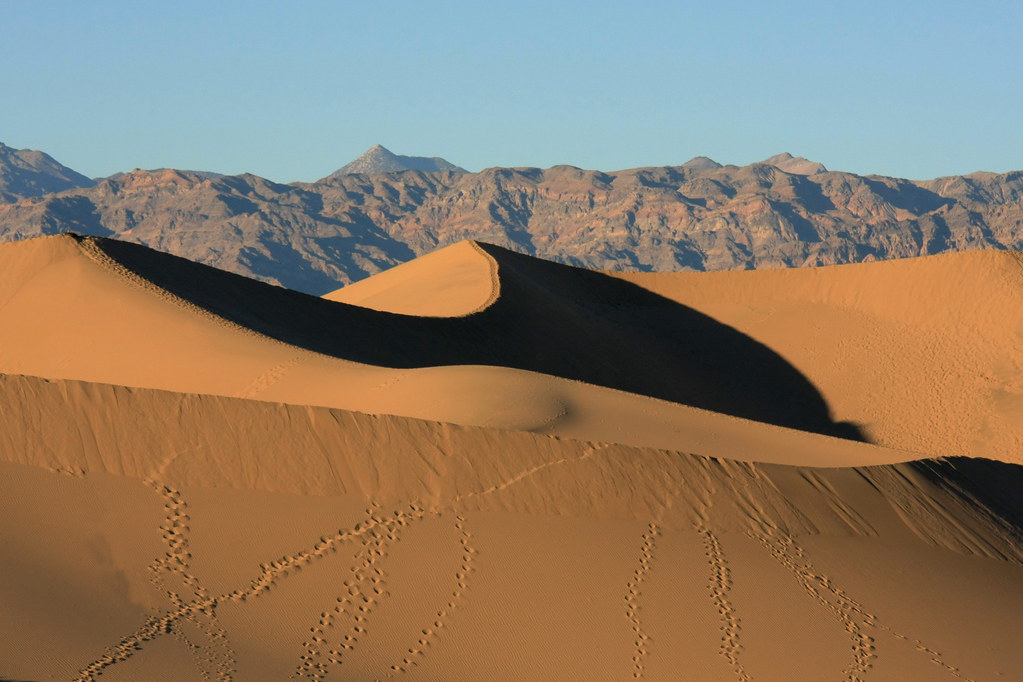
[3,1,1021,181]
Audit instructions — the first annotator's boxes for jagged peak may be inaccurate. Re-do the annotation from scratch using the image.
[759,152,827,175]
[322,145,467,180]
[681,156,722,171]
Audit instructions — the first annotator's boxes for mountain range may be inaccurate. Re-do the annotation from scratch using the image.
[0,142,1020,294]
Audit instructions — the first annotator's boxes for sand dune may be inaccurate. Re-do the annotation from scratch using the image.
[327,241,1023,462]
[324,239,499,316]
[1,372,1022,680]
[613,250,1023,461]
[2,235,1023,679]
[0,234,888,465]
[91,234,857,438]
[0,232,1017,464]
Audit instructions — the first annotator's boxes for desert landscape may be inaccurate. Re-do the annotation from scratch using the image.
[4,4,1023,679]
[1,229,1022,680]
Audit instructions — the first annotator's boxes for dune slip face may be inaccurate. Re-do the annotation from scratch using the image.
[1,234,870,440]
[3,233,1018,463]
[1,373,1023,680]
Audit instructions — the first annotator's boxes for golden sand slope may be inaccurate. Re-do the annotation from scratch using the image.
[613,251,1023,461]
[324,240,500,316]
[3,237,1023,680]
[327,241,1023,462]
[0,234,1017,464]
[0,234,900,466]
[1,373,1022,680]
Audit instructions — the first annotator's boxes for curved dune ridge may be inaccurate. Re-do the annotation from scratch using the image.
[0,233,902,466]
[330,242,1023,463]
[88,234,857,439]
[323,239,501,316]
[1,234,1023,679]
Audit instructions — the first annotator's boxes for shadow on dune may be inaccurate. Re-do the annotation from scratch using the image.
[914,458,1023,543]
[93,236,866,441]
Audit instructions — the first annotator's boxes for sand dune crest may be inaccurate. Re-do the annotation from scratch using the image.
[324,239,500,316]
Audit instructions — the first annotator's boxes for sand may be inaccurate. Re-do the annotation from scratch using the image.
[613,250,1023,462]
[324,240,500,316]
[0,234,915,465]
[1,235,1022,680]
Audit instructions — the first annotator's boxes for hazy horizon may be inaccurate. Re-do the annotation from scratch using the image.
[4,1,1021,182]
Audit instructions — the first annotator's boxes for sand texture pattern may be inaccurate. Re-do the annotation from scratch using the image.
[1,234,1022,680]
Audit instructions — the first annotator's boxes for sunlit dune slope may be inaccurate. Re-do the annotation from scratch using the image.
[3,235,1023,680]
[324,239,499,316]
[2,234,1020,461]
[612,251,1023,460]
[0,234,874,466]
[89,234,853,438]
[324,241,1023,461]
[2,372,1023,680]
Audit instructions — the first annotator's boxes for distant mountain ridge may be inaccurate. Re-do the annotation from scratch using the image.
[0,142,1021,294]
[760,152,827,175]
[97,168,226,182]
[678,153,825,175]
[0,141,95,202]
[324,144,467,178]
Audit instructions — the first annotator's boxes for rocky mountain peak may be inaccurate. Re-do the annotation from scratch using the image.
[323,145,467,179]
[0,142,95,202]
[760,152,827,175]
[681,156,723,171]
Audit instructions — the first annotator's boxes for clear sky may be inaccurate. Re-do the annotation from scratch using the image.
[3,1,1021,181]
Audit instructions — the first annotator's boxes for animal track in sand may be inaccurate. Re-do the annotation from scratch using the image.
[751,529,975,682]
[74,477,238,681]
[748,530,874,681]
[82,447,974,681]
[236,357,301,399]
[73,494,422,681]
[624,522,659,679]
[698,527,750,682]
[386,512,477,676]
[49,465,86,477]
[77,236,315,350]
[291,502,424,680]
[76,444,620,680]
[143,451,234,679]
[144,460,236,681]
[454,443,611,503]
